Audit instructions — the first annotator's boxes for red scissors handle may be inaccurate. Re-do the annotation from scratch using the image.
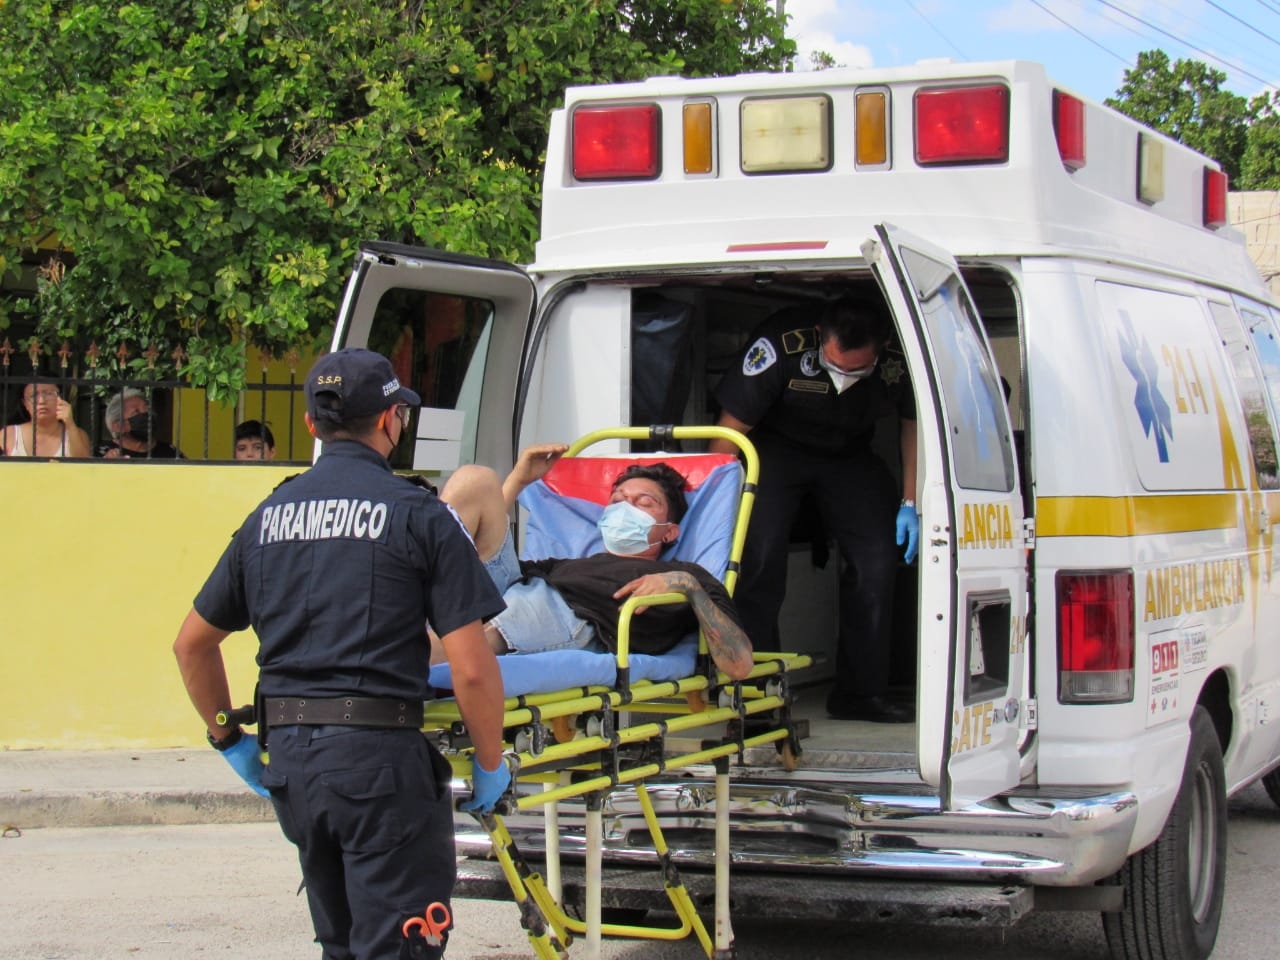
[402,901,451,943]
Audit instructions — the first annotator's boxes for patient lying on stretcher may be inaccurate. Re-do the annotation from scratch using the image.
[433,443,755,681]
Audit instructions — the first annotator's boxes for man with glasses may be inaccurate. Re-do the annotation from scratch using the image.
[174,348,509,960]
[710,294,918,723]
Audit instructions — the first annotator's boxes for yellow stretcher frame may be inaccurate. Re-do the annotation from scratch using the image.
[423,426,811,960]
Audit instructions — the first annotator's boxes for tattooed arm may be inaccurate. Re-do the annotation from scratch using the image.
[614,570,755,680]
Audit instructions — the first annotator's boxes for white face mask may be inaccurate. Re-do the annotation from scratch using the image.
[819,353,876,394]
[598,500,672,556]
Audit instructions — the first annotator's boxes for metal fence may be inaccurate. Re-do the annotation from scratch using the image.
[0,337,311,462]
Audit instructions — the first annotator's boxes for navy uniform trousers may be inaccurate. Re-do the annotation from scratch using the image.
[260,725,455,960]
[737,434,900,701]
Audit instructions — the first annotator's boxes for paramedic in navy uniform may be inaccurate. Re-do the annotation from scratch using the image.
[173,348,509,960]
[710,295,918,723]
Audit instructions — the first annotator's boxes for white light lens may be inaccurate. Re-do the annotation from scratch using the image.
[740,96,831,174]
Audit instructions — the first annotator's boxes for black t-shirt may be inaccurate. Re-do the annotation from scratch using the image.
[93,440,185,459]
[716,309,915,455]
[520,553,742,655]
[194,440,505,700]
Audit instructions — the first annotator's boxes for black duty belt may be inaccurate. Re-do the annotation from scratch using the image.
[265,696,423,729]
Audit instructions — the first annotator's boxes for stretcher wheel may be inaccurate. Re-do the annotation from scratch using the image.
[780,740,798,772]
[551,715,575,743]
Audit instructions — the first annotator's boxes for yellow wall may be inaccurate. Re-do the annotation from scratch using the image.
[1,460,302,749]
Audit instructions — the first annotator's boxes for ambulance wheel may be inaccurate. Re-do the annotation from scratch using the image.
[1102,706,1226,960]
[1262,766,1280,809]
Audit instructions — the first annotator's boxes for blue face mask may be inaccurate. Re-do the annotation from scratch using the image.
[598,500,672,556]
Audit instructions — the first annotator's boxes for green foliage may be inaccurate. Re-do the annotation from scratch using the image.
[1106,50,1249,184]
[0,0,792,397]
[1241,91,1280,191]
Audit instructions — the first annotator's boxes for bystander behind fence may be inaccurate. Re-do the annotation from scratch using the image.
[0,336,310,461]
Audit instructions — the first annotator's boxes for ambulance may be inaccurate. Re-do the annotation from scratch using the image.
[331,60,1280,959]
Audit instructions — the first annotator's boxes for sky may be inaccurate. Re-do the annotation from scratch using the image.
[783,0,1280,104]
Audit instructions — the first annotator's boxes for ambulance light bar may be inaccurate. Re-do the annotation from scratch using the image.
[1056,570,1135,704]
[913,84,1009,165]
[740,95,831,174]
[1052,90,1086,171]
[1203,167,1228,228]
[572,104,660,181]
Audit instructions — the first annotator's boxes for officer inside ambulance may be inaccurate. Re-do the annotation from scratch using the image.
[710,294,918,723]
[173,347,510,959]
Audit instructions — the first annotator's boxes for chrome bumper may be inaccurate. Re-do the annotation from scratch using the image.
[455,773,1139,887]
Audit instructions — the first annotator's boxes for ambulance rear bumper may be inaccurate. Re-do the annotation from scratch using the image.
[454,779,1141,888]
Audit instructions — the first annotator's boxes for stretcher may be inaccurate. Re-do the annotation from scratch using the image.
[422,426,811,960]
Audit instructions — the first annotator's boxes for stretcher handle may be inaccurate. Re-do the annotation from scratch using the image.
[215,704,257,728]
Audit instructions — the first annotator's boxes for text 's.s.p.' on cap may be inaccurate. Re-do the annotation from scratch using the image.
[305,348,421,424]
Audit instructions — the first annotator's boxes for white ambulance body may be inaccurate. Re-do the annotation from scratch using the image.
[333,60,1280,959]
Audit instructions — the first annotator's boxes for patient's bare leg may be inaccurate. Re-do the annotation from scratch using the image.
[439,464,509,562]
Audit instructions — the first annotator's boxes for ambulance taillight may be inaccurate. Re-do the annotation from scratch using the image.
[1056,570,1135,704]
[572,104,660,181]
[914,84,1009,166]
[1204,167,1229,228]
[1052,90,1086,171]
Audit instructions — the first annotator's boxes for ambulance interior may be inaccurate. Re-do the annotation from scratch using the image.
[362,262,1026,769]
[622,266,1026,761]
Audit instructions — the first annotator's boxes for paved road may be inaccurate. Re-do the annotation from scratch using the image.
[2,781,1276,960]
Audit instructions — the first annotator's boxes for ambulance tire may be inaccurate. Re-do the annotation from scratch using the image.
[1263,766,1280,809]
[1102,706,1226,960]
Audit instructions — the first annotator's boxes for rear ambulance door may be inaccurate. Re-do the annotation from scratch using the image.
[866,224,1029,809]
[332,241,535,475]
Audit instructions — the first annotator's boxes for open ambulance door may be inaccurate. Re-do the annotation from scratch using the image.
[332,242,536,476]
[866,224,1029,810]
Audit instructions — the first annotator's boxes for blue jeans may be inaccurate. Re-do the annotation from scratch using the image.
[484,530,599,654]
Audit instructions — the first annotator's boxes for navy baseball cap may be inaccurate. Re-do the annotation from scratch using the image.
[305,348,421,424]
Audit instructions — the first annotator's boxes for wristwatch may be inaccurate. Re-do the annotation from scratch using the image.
[207,726,244,751]
[901,498,916,508]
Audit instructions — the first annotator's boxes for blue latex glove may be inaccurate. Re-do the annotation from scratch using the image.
[219,735,269,798]
[459,757,511,814]
[896,503,920,564]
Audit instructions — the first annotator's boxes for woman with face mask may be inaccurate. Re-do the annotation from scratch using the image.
[94,387,185,459]
[1,382,91,458]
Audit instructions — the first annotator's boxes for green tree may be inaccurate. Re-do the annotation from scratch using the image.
[1241,91,1280,190]
[1106,49,1249,185]
[0,0,792,399]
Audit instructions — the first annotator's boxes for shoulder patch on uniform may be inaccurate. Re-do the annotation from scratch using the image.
[788,378,830,395]
[880,357,905,386]
[743,338,777,375]
[270,472,303,492]
[781,328,817,354]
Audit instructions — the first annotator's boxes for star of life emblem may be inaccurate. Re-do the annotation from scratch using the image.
[880,357,905,385]
[743,338,777,375]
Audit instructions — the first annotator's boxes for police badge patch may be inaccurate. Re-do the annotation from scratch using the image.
[800,349,821,377]
[743,338,777,375]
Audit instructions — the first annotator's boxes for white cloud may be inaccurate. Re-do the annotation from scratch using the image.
[783,0,877,71]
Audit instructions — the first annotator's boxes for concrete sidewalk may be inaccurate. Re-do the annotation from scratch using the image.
[0,748,275,830]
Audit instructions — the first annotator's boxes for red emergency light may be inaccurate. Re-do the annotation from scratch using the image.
[572,104,661,181]
[1052,90,1086,171]
[914,84,1009,166]
[1056,570,1135,704]
[1203,166,1229,229]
